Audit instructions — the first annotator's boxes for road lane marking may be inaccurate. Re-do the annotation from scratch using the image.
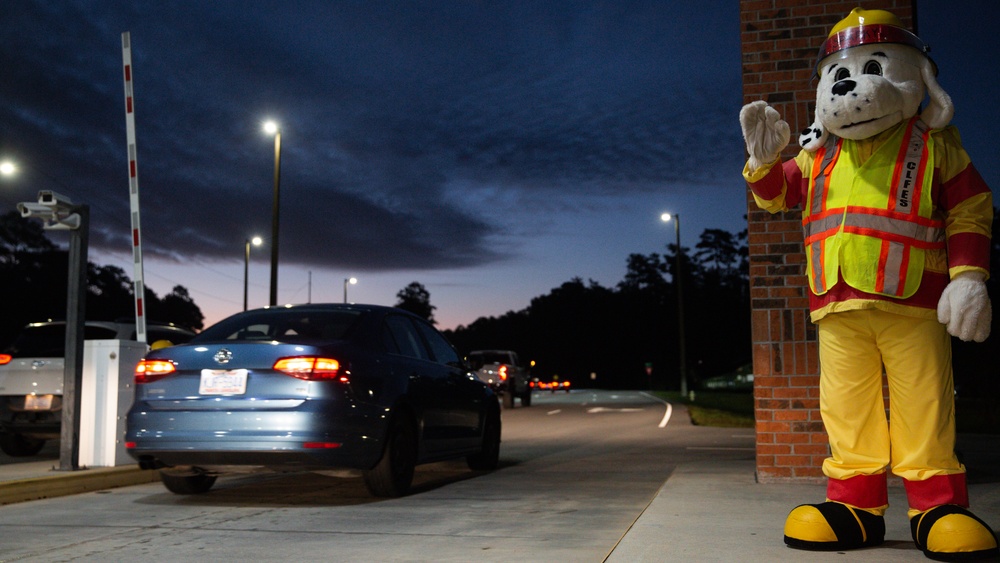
[547,409,561,415]
[658,402,672,428]
[638,391,673,428]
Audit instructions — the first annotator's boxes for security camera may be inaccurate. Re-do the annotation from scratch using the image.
[17,201,53,218]
[17,191,82,230]
[38,190,74,208]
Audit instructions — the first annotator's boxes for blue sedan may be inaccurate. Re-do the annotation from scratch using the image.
[125,304,501,497]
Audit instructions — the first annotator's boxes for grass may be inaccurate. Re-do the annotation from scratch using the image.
[653,390,755,428]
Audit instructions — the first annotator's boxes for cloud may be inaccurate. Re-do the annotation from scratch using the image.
[1,0,743,274]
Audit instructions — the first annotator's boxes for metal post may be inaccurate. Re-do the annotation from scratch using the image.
[59,205,88,471]
[674,216,688,397]
[269,131,281,306]
[243,239,251,311]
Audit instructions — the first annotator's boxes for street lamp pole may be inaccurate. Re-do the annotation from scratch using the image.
[661,213,688,397]
[264,121,282,306]
[344,277,357,303]
[244,236,261,311]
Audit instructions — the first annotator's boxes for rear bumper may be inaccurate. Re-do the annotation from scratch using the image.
[0,401,61,440]
[125,402,387,471]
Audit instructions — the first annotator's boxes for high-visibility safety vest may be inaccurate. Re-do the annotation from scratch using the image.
[803,117,946,298]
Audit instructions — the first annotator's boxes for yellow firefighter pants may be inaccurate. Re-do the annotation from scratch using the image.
[817,309,964,491]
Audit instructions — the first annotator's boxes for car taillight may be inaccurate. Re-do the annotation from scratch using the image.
[498,365,508,382]
[135,359,176,384]
[273,357,346,382]
[0,354,11,365]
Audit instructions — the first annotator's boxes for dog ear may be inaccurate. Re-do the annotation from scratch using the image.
[920,58,953,129]
[799,119,827,151]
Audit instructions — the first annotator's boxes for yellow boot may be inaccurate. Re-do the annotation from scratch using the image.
[784,501,885,551]
[910,505,999,561]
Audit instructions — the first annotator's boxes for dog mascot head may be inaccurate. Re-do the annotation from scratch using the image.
[799,8,953,150]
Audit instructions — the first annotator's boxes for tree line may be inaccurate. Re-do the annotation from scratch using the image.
[0,211,204,345]
[444,227,752,391]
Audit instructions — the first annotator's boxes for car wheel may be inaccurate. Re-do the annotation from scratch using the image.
[521,388,532,407]
[501,390,515,409]
[159,470,217,494]
[363,414,417,497]
[0,433,46,457]
[467,406,501,471]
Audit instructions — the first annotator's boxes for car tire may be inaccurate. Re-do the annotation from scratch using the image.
[502,390,515,409]
[0,433,46,457]
[520,386,532,407]
[363,414,417,497]
[159,470,217,494]
[467,406,501,471]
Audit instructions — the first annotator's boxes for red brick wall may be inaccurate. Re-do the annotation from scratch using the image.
[739,1,915,482]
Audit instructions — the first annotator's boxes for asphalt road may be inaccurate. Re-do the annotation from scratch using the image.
[0,390,756,561]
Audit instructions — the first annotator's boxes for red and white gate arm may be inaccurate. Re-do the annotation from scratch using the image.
[121,31,147,344]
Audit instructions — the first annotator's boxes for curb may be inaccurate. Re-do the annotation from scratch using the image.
[0,466,160,506]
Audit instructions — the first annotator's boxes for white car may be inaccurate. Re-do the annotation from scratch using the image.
[0,320,195,456]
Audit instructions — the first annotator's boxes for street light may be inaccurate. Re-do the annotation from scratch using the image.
[243,236,262,311]
[344,277,357,303]
[263,120,282,306]
[661,212,688,397]
[0,160,16,176]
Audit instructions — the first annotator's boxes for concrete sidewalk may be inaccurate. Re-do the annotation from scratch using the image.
[608,433,1000,562]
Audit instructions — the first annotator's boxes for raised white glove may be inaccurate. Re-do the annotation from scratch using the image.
[937,271,992,342]
[740,100,790,173]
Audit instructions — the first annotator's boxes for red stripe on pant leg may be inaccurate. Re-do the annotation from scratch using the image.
[827,473,889,509]
[904,473,969,512]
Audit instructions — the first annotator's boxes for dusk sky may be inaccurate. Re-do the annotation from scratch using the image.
[2,2,997,330]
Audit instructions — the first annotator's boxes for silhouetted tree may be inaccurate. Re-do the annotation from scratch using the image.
[395,281,436,323]
[158,286,205,330]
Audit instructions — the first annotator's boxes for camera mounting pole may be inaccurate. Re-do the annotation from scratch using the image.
[17,191,89,471]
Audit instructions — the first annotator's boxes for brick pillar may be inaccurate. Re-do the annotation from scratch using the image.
[739,1,915,482]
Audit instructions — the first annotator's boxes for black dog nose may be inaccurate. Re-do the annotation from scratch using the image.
[832,80,856,96]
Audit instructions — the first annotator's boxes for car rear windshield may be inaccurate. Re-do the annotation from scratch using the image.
[4,325,119,357]
[193,310,362,344]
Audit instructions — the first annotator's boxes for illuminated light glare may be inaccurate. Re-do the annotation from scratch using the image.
[135,360,176,384]
[0,161,15,176]
[0,354,11,365]
[273,356,344,381]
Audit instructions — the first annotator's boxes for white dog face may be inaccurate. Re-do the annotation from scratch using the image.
[814,43,925,140]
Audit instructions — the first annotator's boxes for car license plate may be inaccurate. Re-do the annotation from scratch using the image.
[24,394,53,410]
[199,369,248,395]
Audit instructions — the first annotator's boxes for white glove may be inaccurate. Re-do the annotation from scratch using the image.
[740,100,790,173]
[937,271,992,342]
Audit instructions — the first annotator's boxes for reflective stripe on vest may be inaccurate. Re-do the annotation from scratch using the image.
[801,118,945,297]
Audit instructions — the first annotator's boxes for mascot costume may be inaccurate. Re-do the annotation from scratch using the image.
[740,8,997,561]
